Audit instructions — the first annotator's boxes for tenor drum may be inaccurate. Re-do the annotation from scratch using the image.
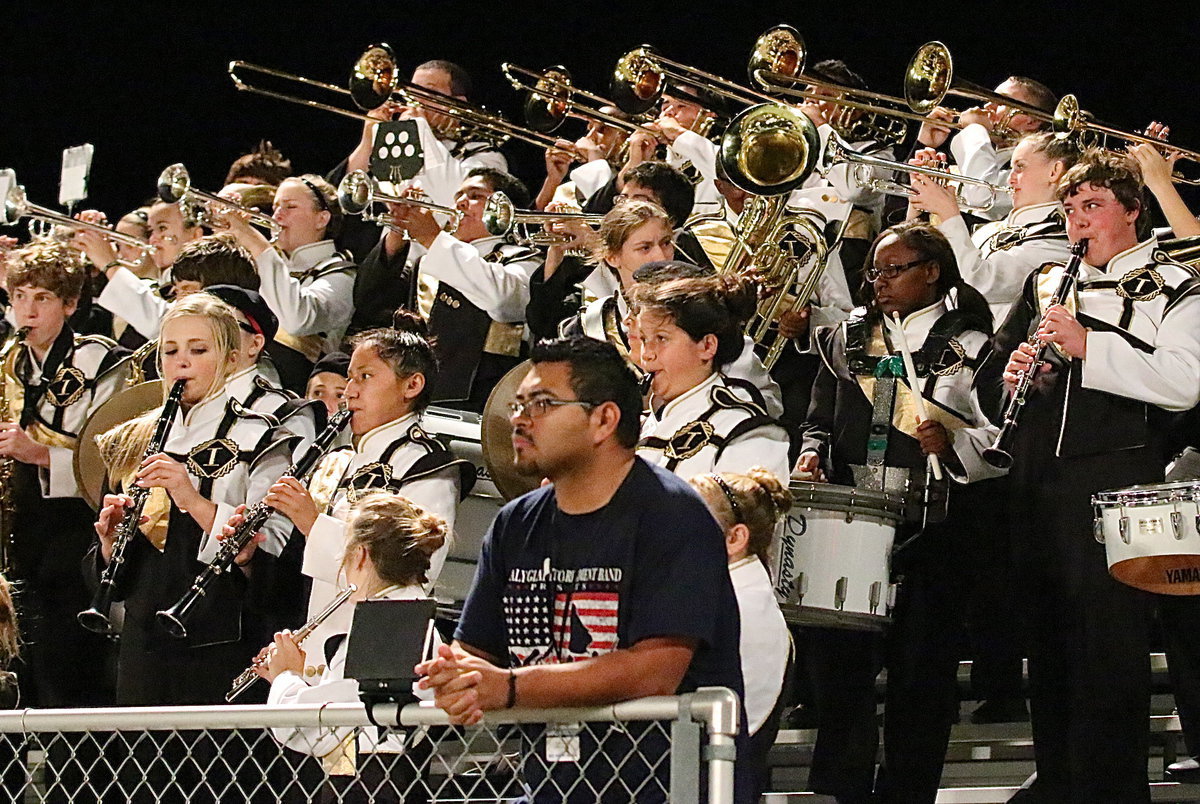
[772,481,905,631]
[1093,481,1200,594]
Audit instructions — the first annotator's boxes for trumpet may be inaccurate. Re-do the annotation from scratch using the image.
[78,379,187,634]
[336,170,462,235]
[983,238,1089,469]
[157,164,281,236]
[0,170,154,269]
[156,409,352,640]
[225,584,357,702]
[819,134,1013,214]
[483,191,602,247]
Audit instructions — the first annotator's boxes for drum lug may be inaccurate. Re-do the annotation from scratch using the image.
[1094,517,1105,544]
[869,581,882,614]
[793,572,808,604]
[1173,510,1185,540]
[834,577,848,611]
[1118,516,1130,545]
[887,583,898,610]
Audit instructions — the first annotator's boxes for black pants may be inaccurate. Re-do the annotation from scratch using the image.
[1160,595,1200,758]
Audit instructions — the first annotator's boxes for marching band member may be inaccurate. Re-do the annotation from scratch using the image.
[223,174,357,393]
[908,131,1078,322]
[631,272,791,482]
[305,352,350,418]
[916,76,1057,222]
[260,492,444,802]
[85,199,204,341]
[537,108,631,210]
[253,319,469,681]
[89,292,299,705]
[990,150,1200,801]
[689,468,792,800]
[1129,136,1200,238]
[796,221,1003,803]
[0,240,131,707]
[387,169,542,412]
[224,140,292,187]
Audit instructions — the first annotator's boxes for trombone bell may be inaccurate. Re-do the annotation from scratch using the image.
[350,43,399,111]
[904,41,954,115]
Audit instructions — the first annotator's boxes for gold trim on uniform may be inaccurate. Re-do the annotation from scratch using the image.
[664,420,716,461]
[186,438,241,480]
[345,461,394,503]
[44,366,87,408]
[1115,266,1166,302]
[930,338,967,376]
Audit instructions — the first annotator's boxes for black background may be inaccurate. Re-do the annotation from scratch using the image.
[3,1,1198,221]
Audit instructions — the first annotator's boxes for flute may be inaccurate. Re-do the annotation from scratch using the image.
[225,584,358,702]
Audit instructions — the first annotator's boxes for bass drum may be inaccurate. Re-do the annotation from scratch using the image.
[74,380,164,510]
[422,361,541,605]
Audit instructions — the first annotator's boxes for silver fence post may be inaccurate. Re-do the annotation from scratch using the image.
[670,693,702,803]
[689,687,740,804]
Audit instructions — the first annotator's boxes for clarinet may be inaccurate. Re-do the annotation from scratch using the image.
[155,408,352,640]
[982,238,1089,469]
[225,584,357,702]
[78,379,188,634]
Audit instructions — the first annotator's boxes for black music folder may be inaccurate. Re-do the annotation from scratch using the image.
[345,598,437,703]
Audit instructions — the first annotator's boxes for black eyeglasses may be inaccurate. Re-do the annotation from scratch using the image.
[507,398,596,419]
[865,258,931,283]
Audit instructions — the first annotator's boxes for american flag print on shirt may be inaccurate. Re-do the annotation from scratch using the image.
[504,567,622,667]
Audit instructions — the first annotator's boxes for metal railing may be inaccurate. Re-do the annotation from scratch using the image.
[0,686,739,802]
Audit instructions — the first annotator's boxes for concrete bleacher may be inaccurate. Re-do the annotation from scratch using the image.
[762,654,1200,803]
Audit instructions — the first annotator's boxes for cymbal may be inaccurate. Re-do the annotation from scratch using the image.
[74,380,163,510]
[480,360,542,501]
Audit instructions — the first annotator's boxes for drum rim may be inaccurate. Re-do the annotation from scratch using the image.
[1093,479,1200,506]
[788,480,906,518]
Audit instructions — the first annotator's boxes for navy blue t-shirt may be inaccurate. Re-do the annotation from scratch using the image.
[456,457,745,802]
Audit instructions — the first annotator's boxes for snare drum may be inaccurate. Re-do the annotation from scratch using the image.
[1093,481,1200,594]
[422,407,504,604]
[772,481,905,631]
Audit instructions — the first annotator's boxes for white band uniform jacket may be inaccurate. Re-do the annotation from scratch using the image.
[638,373,791,483]
[268,583,438,762]
[9,330,130,499]
[302,413,461,675]
[730,556,790,735]
[256,239,356,357]
[96,267,171,340]
[163,387,298,562]
[950,123,1014,222]
[939,201,1071,323]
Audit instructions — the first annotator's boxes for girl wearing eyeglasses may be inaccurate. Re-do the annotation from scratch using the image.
[630,272,791,482]
[794,221,1012,804]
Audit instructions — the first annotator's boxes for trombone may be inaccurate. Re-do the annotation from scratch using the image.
[1052,95,1200,186]
[502,62,655,140]
[747,25,914,146]
[0,169,154,268]
[230,48,583,160]
[483,191,603,246]
[336,170,463,235]
[819,134,1013,213]
[157,164,281,236]
[904,41,1055,131]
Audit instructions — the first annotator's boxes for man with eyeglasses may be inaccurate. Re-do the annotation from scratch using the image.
[418,336,749,802]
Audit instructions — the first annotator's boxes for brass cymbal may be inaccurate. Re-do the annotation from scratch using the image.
[480,360,542,501]
[74,380,163,510]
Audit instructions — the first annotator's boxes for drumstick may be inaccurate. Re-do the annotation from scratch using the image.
[889,311,943,481]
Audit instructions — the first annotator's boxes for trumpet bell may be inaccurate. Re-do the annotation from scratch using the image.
[719,103,820,196]
[157,164,190,205]
[522,66,573,133]
[0,171,23,227]
[336,171,373,216]
[748,24,805,89]
[611,47,664,116]
[904,41,953,114]
[349,43,399,111]
[482,191,516,238]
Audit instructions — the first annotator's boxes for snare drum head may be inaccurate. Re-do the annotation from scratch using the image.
[481,360,543,501]
[1094,480,1200,505]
